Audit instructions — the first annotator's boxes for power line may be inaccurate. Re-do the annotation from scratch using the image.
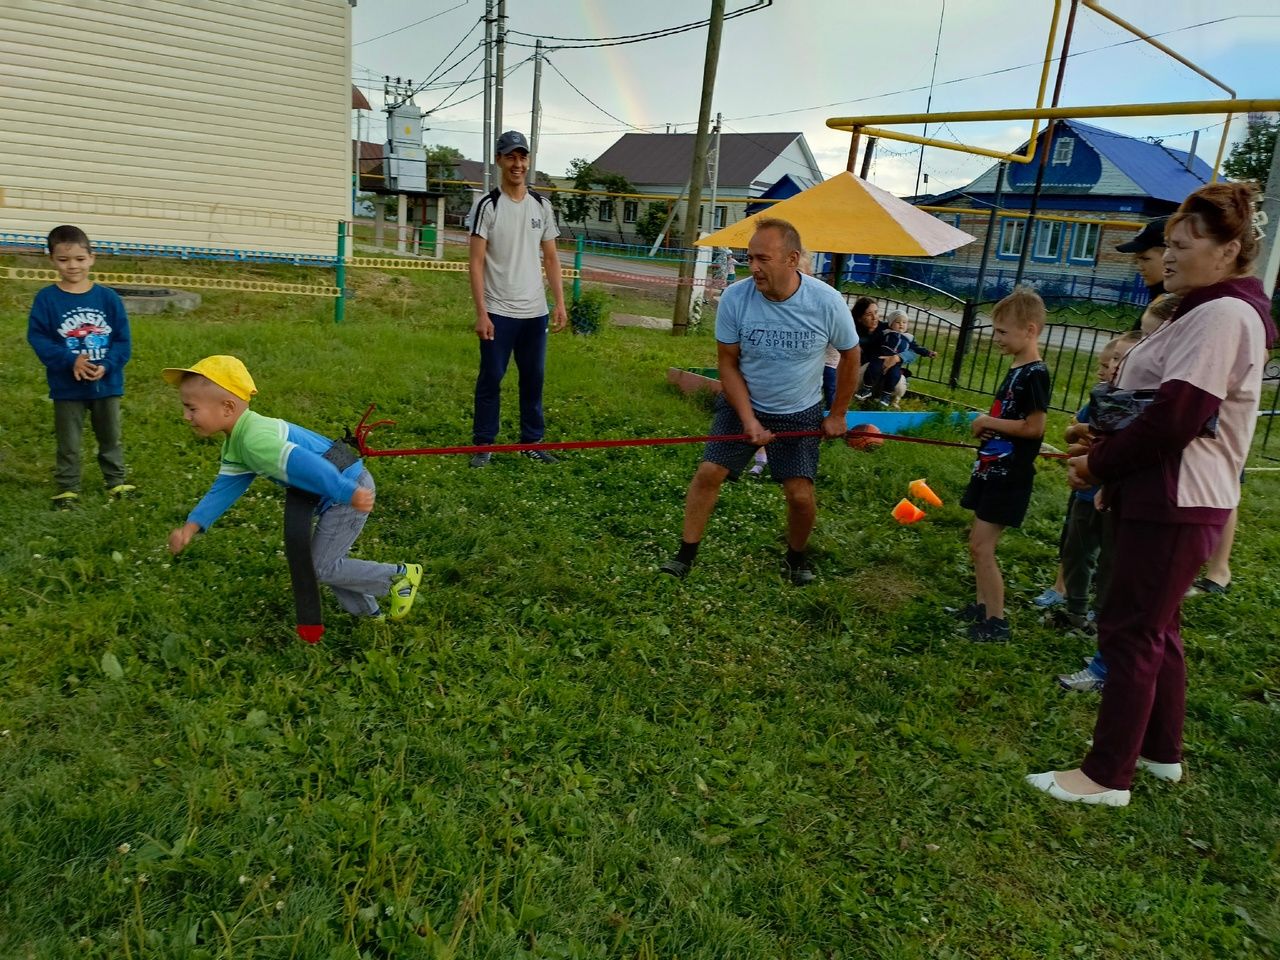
[718,15,1280,125]
[505,1,770,49]
[544,57,651,132]
[354,0,472,47]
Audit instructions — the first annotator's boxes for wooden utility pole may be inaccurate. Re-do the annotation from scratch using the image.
[482,0,494,192]
[671,0,726,336]
[529,39,543,181]
[494,0,507,139]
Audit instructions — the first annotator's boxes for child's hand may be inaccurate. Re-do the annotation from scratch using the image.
[168,522,200,555]
[970,415,991,438]
[72,354,101,381]
[350,487,374,513]
[1064,423,1095,447]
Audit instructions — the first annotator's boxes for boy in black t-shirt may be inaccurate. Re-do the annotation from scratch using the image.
[956,289,1050,641]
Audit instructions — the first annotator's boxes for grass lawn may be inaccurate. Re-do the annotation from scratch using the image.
[1,256,1277,959]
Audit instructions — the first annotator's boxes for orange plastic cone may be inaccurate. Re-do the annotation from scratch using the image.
[892,499,926,524]
[909,478,943,507]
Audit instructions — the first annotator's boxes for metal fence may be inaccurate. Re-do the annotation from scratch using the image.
[845,275,1280,458]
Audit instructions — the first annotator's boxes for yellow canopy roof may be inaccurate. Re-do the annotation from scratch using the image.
[696,171,975,257]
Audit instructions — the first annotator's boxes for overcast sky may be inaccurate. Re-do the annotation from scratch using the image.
[351,0,1279,197]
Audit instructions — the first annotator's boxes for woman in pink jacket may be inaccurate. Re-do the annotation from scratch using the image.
[1027,182,1277,806]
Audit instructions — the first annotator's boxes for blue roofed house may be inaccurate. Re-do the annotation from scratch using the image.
[897,119,1214,301]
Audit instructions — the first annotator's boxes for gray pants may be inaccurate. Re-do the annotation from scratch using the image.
[54,397,125,492]
[311,469,400,616]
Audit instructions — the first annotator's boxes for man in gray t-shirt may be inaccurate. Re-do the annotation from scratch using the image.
[467,130,566,466]
[660,218,859,585]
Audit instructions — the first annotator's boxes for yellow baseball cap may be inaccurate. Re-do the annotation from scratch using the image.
[161,355,257,401]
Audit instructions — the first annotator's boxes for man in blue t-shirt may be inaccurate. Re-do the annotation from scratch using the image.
[660,218,859,585]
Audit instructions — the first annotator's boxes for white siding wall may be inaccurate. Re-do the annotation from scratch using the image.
[0,0,351,256]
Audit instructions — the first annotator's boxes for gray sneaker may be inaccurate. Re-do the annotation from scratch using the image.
[1057,666,1105,692]
[469,452,491,468]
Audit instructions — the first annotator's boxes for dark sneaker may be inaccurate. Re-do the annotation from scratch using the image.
[782,556,816,586]
[469,453,491,468]
[946,602,986,624]
[968,616,1011,642]
[854,388,873,401]
[51,491,80,510]
[521,449,560,464]
[659,557,691,578]
[1046,608,1097,636]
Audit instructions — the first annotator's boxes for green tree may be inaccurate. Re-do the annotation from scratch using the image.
[554,159,635,238]
[634,201,673,247]
[1223,119,1278,185]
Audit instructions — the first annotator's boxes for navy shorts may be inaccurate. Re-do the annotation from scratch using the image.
[961,472,1034,528]
[703,395,823,482]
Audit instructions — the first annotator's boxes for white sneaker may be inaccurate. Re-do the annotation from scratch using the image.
[1136,757,1183,782]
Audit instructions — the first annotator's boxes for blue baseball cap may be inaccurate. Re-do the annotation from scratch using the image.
[495,130,529,156]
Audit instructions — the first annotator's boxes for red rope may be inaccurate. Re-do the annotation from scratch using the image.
[350,404,1069,460]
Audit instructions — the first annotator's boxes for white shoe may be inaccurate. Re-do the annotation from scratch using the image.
[1025,771,1130,807]
[1136,757,1183,782]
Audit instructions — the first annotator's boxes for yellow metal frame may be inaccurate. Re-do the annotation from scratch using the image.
[1080,0,1235,181]
[829,100,1280,169]
[830,0,1262,180]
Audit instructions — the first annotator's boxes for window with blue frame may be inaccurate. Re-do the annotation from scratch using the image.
[997,218,1024,258]
[1069,222,1100,263]
[1033,220,1063,261]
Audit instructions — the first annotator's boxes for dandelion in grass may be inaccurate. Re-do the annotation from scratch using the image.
[116,842,131,854]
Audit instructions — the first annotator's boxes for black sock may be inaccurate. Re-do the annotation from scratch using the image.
[786,547,806,567]
[675,540,700,565]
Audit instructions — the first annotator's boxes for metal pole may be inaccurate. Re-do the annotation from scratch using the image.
[649,179,689,257]
[828,127,865,288]
[951,160,1006,386]
[482,0,494,193]
[1255,124,1280,298]
[859,136,877,179]
[334,221,346,324]
[494,0,506,142]
[573,235,583,302]
[671,0,726,336]
[706,112,722,233]
[914,0,947,197]
[1015,0,1077,285]
[529,38,543,182]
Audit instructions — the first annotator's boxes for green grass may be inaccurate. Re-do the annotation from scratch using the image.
[1,256,1278,959]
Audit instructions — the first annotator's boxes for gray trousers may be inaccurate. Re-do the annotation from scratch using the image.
[311,469,400,616]
[54,397,125,492]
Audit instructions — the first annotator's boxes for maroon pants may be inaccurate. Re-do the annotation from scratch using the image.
[1082,517,1222,790]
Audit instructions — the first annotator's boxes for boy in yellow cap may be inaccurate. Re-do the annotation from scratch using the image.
[162,356,420,636]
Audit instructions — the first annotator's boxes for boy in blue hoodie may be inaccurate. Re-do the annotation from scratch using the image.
[27,225,133,507]
[163,355,421,631]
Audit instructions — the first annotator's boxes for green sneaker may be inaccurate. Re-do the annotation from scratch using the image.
[107,484,137,498]
[51,491,80,510]
[387,564,422,621]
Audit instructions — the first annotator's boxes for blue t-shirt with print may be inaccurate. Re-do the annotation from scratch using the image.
[716,274,855,414]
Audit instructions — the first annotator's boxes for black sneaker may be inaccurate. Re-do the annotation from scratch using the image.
[782,556,816,586]
[659,557,691,578]
[1045,608,1097,636]
[521,449,560,464]
[968,617,1011,642]
[469,452,491,468]
[854,388,873,401]
[947,602,986,624]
